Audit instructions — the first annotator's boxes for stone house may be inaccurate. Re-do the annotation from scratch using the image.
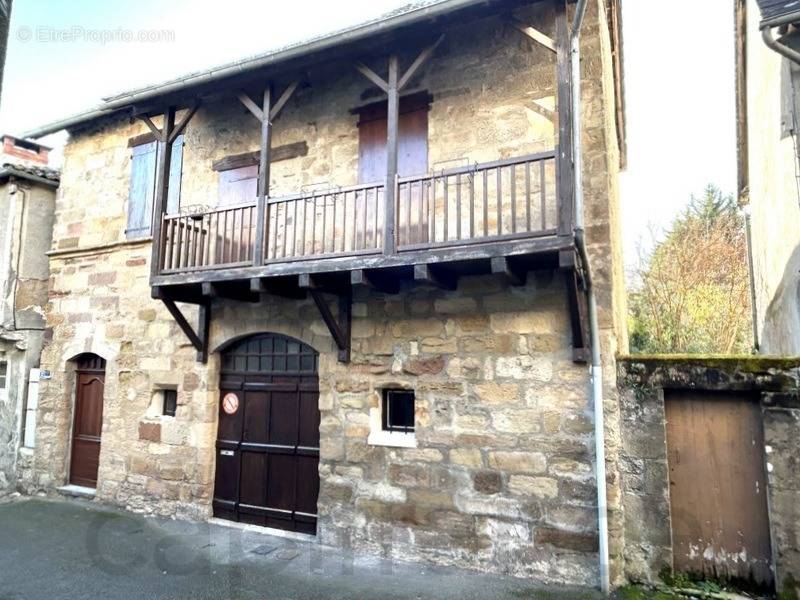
[18,0,629,588]
[737,0,800,353]
[0,135,59,492]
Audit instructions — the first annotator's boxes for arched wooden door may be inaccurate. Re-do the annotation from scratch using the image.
[213,333,320,534]
[69,354,106,488]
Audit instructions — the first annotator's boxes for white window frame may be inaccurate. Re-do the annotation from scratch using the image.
[367,388,417,448]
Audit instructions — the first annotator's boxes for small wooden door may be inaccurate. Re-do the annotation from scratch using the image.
[69,354,106,488]
[213,333,320,535]
[665,391,773,587]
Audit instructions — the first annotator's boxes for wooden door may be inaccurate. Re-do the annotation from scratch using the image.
[665,391,773,587]
[213,333,320,535]
[69,354,106,488]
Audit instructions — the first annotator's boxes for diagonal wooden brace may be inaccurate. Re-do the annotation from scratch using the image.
[308,288,351,363]
[560,249,589,363]
[157,293,211,363]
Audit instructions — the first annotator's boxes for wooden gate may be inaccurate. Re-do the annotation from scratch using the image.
[212,333,320,534]
[69,354,106,488]
[665,391,773,587]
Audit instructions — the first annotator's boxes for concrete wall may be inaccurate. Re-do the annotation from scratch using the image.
[19,0,627,584]
[617,356,800,595]
[744,0,800,354]
[0,180,56,492]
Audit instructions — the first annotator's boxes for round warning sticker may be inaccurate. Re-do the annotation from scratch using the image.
[222,392,239,415]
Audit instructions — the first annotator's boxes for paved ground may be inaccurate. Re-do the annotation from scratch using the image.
[0,497,601,600]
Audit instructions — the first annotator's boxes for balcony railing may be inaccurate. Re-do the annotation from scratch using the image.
[157,150,558,275]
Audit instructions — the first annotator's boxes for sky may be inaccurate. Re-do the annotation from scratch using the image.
[0,0,737,272]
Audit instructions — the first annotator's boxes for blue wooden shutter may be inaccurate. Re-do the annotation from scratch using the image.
[127,136,184,238]
[166,134,183,215]
[126,141,157,238]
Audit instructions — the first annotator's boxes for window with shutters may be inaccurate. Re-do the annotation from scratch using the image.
[0,360,7,390]
[356,92,430,183]
[126,135,184,239]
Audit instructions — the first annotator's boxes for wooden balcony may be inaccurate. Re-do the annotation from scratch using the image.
[153,150,569,288]
[152,149,587,365]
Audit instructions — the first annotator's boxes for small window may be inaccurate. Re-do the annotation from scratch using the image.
[162,389,177,417]
[382,389,415,433]
[0,361,7,389]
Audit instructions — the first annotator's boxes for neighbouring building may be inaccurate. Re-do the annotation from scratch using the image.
[0,134,59,492]
[16,0,630,587]
[617,356,800,596]
[737,0,800,353]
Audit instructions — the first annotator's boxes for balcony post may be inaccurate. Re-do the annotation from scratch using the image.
[384,54,399,255]
[150,106,176,278]
[554,0,574,237]
[254,85,273,266]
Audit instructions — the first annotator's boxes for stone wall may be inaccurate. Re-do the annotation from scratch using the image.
[617,356,800,595]
[0,180,56,492]
[20,0,626,585]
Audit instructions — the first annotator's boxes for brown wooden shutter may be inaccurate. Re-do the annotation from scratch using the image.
[357,93,429,184]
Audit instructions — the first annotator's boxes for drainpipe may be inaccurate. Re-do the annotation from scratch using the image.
[570,0,610,593]
[743,206,760,350]
[762,23,800,64]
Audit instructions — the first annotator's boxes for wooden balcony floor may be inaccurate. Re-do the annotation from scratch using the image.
[154,233,575,304]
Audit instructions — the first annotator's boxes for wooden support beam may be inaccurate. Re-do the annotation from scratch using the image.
[201,282,217,297]
[159,297,211,363]
[211,141,308,172]
[385,55,399,255]
[298,273,317,289]
[490,256,526,286]
[150,107,176,279]
[309,288,351,362]
[398,34,445,90]
[414,263,457,290]
[250,277,306,299]
[169,101,200,144]
[337,291,352,363]
[197,303,211,363]
[355,62,388,92]
[138,114,162,139]
[351,269,400,294]
[559,249,589,363]
[236,91,264,121]
[269,81,299,121]
[513,20,556,53]
[253,85,273,268]
[555,0,575,237]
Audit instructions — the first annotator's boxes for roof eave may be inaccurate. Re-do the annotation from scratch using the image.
[0,167,60,188]
[760,10,800,29]
[22,0,494,140]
